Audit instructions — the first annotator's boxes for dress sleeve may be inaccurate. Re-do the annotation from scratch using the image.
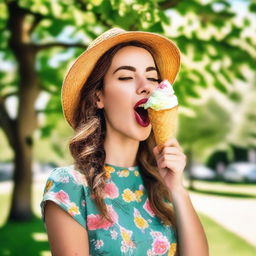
[40,166,88,229]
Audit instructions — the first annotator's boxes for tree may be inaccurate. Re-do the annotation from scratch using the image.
[0,0,255,221]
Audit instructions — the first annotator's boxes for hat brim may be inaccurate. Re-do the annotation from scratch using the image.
[61,31,181,128]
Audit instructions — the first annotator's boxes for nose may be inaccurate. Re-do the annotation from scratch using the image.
[136,78,153,96]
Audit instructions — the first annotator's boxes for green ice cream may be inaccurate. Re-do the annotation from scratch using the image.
[143,80,178,110]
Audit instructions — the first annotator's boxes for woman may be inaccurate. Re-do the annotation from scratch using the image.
[40,28,209,256]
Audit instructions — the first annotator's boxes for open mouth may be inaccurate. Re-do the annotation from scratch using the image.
[134,106,150,127]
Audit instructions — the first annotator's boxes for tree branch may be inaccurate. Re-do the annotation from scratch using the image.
[94,12,113,29]
[159,0,181,10]
[75,0,88,11]
[1,91,18,100]
[36,42,87,52]
[28,13,44,35]
[0,96,16,148]
[74,0,112,29]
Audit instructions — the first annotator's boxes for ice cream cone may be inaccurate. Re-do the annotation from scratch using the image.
[148,105,178,151]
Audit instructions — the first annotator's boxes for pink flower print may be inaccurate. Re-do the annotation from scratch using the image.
[152,236,170,255]
[59,176,69,183]
[143,199,155,217]
[95,239,104,249]
[87,205,118,230]
[103,182,119,199]
[147,249,154,256]
[107,205,118,221]
[54,190,70,203]
[81,199,86,207]
[121,244,129,253]
[150,231,163,238]
[87,214,103,230]
[110,229,118,240]
[71,169,87,185]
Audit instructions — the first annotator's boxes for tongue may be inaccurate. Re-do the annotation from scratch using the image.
[134,107,150,127]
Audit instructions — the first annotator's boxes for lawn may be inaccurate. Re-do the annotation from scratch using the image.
[184,178,256,198]
[0,181,255,256]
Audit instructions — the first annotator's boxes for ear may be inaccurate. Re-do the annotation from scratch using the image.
[96,90,104,109]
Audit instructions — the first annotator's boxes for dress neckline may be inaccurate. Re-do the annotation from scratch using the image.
[104,163,139,170]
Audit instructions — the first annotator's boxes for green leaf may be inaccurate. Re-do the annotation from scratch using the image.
[158,10,170,25]
[243,17,251,27]
[249,3,256,12]
[214,79,228,93]
[221,69,232,84]
[40,124,53,139]
[110,0,121,9]
[147,22,163,33]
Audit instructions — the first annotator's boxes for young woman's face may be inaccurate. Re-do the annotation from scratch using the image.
[97,46,160,142]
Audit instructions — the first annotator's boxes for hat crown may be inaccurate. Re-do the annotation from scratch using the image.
[87,28,125,50]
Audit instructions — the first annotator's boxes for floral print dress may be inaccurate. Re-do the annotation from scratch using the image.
[40,163,177,256]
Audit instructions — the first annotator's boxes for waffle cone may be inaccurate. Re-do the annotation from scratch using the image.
[148,105,179,150]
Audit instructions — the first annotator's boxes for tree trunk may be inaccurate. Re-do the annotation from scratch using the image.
[186,149,195,191]
[7,1,39,221]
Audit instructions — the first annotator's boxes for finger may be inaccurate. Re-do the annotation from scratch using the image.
[153,145,160,155]
[159,159,185,170]
[160,148,186,164]
[154,142,181,156]
[158,154,182,163]
[153,146,163,164]
[162,147,183,156]
[163,138,183,152]
[158,155,185,169]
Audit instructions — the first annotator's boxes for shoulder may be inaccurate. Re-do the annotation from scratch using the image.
[41,165,89,228]
[47,165,88,187]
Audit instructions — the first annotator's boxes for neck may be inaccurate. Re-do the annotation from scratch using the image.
[103,133,140,168]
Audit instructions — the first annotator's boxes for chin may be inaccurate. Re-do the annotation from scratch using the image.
[136,128,152,142]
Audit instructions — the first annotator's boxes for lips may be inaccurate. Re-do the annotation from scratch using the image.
[134,98,150,127]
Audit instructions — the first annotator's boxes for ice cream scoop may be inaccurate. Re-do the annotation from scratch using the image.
[144,79,178,110]
[144,80,179,150]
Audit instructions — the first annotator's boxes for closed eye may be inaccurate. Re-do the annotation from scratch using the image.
[118,77,133,80]
[148,78,160,82]
[118,77,160,82]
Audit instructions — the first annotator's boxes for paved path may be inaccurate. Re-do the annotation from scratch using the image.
[189,192,256,246]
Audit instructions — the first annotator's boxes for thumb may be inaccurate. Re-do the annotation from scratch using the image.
[153,145,160,156]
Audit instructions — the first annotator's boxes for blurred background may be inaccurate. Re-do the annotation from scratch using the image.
[0,0,255,255]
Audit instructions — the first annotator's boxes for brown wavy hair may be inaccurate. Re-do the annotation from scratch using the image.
[69,41,177,235]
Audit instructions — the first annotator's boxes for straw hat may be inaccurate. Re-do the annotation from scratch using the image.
[61,28,181,128]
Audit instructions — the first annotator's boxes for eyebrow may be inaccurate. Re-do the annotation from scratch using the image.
[113,65,157,74]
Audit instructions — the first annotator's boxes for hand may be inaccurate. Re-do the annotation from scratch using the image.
[153,138,187,192]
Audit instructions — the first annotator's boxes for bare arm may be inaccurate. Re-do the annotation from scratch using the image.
[153,138,209,256]
[171,186,209,256]
[44,201,89,256]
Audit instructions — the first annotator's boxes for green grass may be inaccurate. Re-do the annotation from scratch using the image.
[1,183,256,256]
[184,178,256,198]
[0,217,51,256]
[199,214,256,256]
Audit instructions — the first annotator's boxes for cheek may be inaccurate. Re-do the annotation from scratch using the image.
[103,86,133,119]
